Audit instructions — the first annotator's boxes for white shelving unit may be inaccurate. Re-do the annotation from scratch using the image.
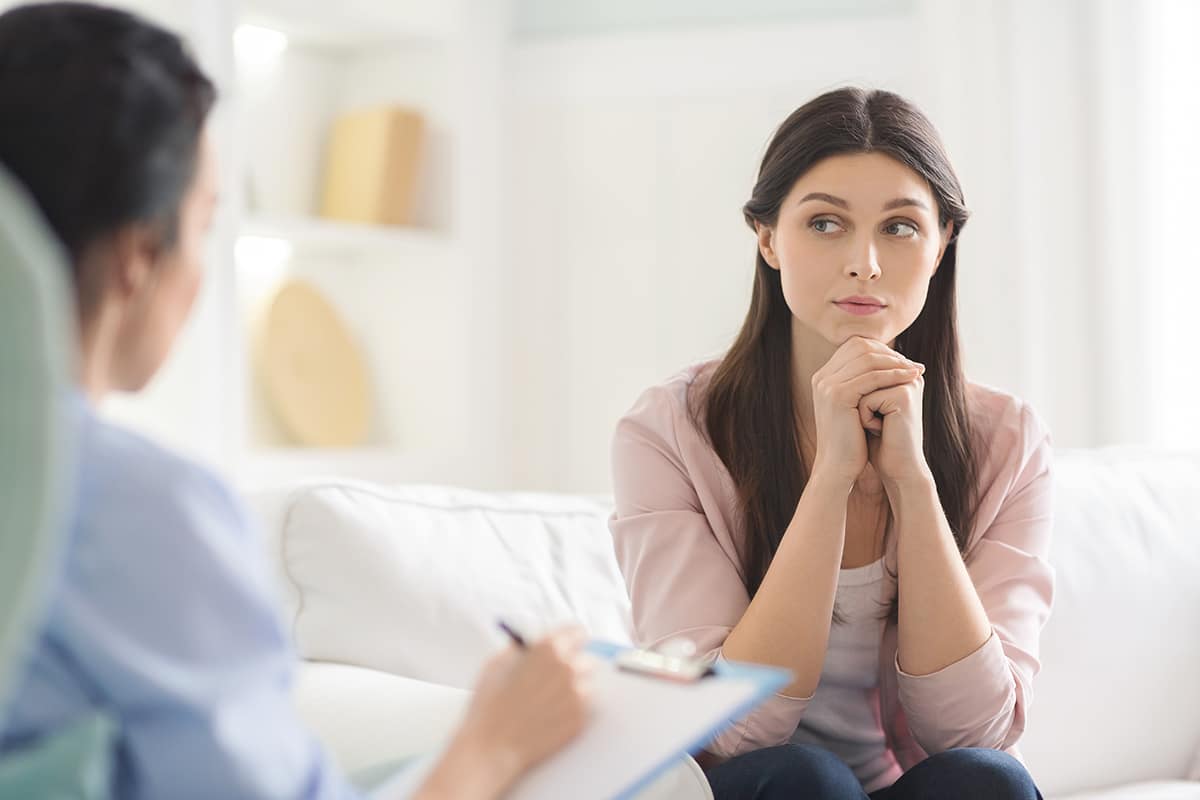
[94,0,511,490]
[228,0,510,489]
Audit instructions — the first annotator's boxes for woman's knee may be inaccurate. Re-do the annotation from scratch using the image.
[911,748,1040,800]
[706,743,864,799]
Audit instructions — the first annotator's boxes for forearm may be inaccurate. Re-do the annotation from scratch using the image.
[409,729,518,800]
[891,473,991,676]
[722,470,849,697]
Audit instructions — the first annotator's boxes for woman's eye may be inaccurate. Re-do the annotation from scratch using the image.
[884,221,918,237]
[811,218,843,234]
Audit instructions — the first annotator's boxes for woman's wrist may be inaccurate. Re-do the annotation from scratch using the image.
[417,725,524,800]
[882,468,939,526]
[806,463,857,498]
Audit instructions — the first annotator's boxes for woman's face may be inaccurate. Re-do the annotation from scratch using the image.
[757,151,951,348]
[111,130,218,391]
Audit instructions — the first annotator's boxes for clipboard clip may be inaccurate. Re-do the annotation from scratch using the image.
[614,645,715,683]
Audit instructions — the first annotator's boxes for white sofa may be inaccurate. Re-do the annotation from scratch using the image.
[244,448,1200,799]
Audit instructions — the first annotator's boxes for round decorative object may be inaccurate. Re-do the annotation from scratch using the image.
[259,279,371,447]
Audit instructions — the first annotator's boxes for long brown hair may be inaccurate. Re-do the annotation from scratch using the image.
[693,87,979,599]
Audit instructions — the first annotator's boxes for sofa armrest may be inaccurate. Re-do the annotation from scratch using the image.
[294,661,469,776]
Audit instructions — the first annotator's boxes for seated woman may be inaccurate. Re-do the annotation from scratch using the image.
[0,4,590,798]
[609,88,1052,799]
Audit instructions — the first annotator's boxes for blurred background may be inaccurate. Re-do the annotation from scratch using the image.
[9,0,1196,494]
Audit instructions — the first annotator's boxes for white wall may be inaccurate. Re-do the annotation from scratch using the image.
[504,0,1188,493]
[507,16,925,492]
[12,0,1190,492]
[1144,0,1200,447]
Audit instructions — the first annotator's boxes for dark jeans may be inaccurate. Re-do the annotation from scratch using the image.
[705,744,1043,800]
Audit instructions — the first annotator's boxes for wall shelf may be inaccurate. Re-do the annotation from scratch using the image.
[240,215,455,260]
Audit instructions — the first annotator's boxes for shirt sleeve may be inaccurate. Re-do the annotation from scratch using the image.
[894,402,1055,753]
[609,386,812,758]
[53,455,364,800]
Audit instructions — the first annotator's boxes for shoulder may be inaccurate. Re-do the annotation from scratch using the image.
[47,409,294,710]
[610,361,727,506]
[967,381,1052,467]
[965,382,1054,546]
[74,409,254,556]
[59,408,284,648]
[614,361,719,446]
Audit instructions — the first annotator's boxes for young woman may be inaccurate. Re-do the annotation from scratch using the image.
[0,4,590,799]
[610,87,1052,799]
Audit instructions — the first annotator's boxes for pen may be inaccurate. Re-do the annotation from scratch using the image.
[497,619,528,649]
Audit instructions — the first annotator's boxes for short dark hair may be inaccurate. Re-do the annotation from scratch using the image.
[0,2,216,268]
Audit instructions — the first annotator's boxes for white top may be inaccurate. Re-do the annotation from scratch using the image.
[789,557,903,793]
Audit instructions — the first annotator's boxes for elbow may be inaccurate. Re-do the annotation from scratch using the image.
[908,692,1020,755]
[705,723,751,760]
[703,692,813,759]
[706,717,797,761]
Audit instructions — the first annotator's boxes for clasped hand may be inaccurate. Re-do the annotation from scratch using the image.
[809,336,933,490]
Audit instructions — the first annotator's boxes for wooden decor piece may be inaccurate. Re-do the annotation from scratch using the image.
[320,106,425,226]
[260,280,371,447]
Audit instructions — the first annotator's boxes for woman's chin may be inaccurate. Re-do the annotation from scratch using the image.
[829,322,893,346]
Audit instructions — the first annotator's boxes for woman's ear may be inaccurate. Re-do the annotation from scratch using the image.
[933,220,954,274]
[109,224,162,302]
[757,222,780,270]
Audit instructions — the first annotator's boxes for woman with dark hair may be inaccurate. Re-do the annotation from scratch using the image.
[610,87,1051,799]
[0,4,590,798]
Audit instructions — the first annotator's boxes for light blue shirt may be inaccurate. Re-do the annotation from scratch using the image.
[0,397,414,798]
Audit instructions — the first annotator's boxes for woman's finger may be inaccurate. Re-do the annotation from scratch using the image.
[815,336,893,381]
[858,383,918,427]
[838,367,923,407]
[826,350,921,385]
[860,397,883,433]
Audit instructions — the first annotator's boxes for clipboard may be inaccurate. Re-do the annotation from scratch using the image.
[505,640,793,800]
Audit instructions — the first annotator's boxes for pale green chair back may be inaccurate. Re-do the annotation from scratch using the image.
[0,165,114,797]
[0,163,73,712]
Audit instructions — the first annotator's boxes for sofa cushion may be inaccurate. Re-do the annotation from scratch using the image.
[250,448,1200,798]
[278,482,632,688]
[1055,781,1200,800]
[1020,449,1200,796]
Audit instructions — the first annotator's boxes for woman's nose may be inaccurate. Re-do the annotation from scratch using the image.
[844,239,882,280]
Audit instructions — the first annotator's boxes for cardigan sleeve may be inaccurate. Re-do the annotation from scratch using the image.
[895,401,1055,753]
[609,384,812,758]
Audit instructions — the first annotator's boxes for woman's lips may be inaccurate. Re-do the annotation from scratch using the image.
[834,301,886,316]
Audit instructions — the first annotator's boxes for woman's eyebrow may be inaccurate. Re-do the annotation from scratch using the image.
[797,192,929,212]
[797,192,849,209]
[882,196,928,211]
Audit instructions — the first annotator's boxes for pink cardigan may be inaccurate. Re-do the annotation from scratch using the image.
[609,362,1055,767]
